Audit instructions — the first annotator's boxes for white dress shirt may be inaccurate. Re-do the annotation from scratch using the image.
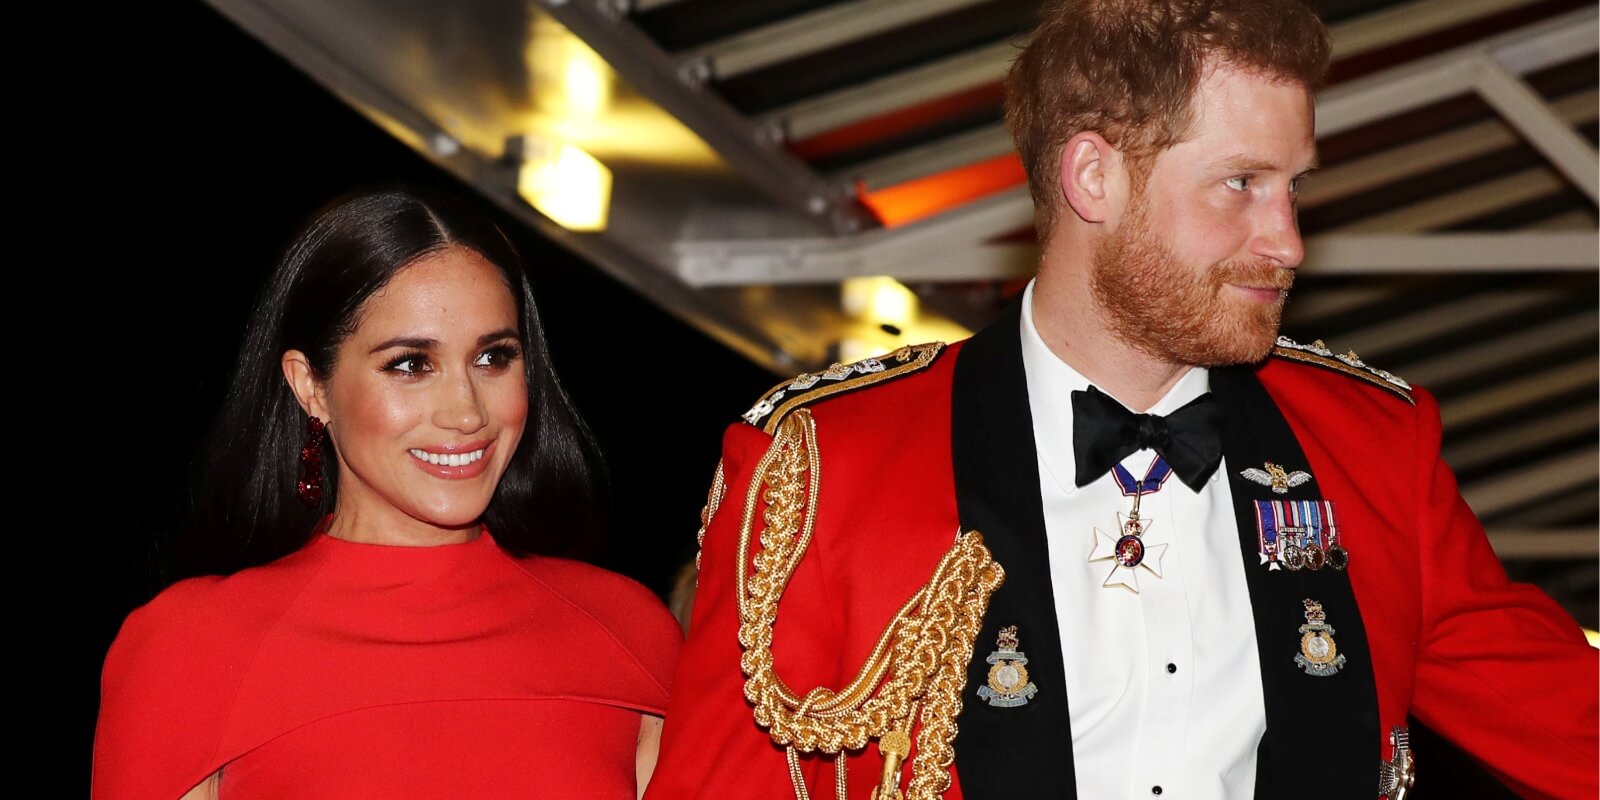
[1020,281,1266,798]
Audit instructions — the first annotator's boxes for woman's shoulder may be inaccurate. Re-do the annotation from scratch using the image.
[103,549,326,686]
[95,553,328,797]
[509,555,684,692]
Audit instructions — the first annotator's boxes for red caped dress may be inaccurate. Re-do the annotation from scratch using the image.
[92,528,682,799]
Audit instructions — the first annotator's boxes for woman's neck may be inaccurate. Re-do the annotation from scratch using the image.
[324,484,480,547]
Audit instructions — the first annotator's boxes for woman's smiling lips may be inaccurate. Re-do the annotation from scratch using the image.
[408,440,495,479]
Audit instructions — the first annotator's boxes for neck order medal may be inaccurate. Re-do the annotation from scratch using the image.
[1088,457,1173,593]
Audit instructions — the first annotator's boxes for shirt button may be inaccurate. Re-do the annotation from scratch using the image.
[1166,663,1177,674]
[1152,787,1163,795]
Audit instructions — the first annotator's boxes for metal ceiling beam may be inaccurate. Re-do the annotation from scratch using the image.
[778,0,1552,153]
[1529,210,1600,230]
[1402,310,1599,388]
[1490,489,1600,529]
[1330,290,1558,361]
[685,0,992,81]
[1283,286,1399,326]
[1317,7,1597,137]
[1335,168,1571,233]
[1472,55,1600,202]
[1300,90,1598,209]
[1440,360,1600,429]
[1328,0,1542,59]
[1303,232,1600,270]
[1443,403,1600,472]
[770,39,1017,142]
[540,0,876,233]
[631,0,689,11]
[678,226,1600,285]
[1485,529,1600,559]
[844,124,1015,190]
[1461,447,1599,518]
[676,187,1035,285]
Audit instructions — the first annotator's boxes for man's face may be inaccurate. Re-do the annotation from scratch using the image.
[1091,61,1317,367]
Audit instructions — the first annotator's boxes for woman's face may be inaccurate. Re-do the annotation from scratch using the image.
[295,246,529,535]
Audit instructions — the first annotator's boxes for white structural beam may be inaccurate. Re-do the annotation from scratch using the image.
[1492,490,1600,530]
[1486,529,1600,559]
[1472,55,1600,202]
[1334,169,1571,233]
[1317,7,1597,137]
[1441,361,1600,430]
[846,125,1016,191]
[1301,90,1598,209]
[679,228,1599,286]
[771,40,1017,142]
[1284,287,1399,326]
[1329,0,1542,59]
[676,187,1034,285]
[688,0,991,80]
[1443,403,1600,472]
[1403,311,1599,388]
[1332,290,1557,360]
[1303,232,1600,271]
[1461,447,1600,518]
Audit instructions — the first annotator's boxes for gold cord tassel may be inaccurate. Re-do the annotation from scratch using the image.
[736,410,1005,800]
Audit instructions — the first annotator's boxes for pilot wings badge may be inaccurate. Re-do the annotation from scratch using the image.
[1240,461,1312,494]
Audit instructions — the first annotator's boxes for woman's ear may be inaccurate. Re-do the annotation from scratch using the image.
[281,350,330,422]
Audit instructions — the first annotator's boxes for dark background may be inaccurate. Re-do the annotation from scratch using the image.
[71,3,1527,797]
[74,0,771,789]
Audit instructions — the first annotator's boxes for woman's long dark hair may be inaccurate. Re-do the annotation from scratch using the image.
[175,189,605,578]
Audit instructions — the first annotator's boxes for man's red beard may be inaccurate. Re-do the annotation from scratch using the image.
[1090,199,1294,367]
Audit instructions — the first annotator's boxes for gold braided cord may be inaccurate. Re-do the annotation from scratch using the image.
[735,410,1005,800]
[694,460,727,572]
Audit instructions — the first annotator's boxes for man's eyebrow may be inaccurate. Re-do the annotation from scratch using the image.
[1215,155,1320,175]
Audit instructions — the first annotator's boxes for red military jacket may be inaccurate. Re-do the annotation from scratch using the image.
[647,303,1597,800]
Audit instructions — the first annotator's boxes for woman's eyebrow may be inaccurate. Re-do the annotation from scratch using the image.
[368,336,437,354]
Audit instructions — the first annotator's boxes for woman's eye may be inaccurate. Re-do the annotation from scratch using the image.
[1225,176,1250,192]
[475,345,521,369]
[383,353,430,375]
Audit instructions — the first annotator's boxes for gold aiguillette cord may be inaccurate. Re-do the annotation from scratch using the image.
[737,410,1005,800]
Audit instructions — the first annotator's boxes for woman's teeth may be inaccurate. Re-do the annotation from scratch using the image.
[410,448,486,467]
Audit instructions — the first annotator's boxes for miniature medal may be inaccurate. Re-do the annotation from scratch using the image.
[1088,457,1173,593]
[977,625,1038,707]
[1240,461,1312,494]
[1255,499,1348,571]
[1294,599,1347,677]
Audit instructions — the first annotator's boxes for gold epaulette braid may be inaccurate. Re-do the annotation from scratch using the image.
[736,409,1005,800]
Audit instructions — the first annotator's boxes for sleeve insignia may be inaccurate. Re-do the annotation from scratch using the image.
[1271,336,1413,405]
[742,342,945,433]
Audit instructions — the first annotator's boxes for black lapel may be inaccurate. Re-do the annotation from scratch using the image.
[950,299,1077,798]
[1211,366,1379,798]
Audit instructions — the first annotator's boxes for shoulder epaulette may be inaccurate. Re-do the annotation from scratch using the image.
[1271,336,1413,405]
[742,342,945,433]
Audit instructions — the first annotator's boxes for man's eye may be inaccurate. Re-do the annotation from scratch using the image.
[1225,176,1250,192]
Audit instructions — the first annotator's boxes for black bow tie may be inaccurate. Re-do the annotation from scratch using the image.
[1071,385,1223,492]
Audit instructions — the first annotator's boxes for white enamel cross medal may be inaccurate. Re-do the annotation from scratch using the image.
[1088,457,1174,593]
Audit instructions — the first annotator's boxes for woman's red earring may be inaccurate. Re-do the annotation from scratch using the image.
[297,416,327,506]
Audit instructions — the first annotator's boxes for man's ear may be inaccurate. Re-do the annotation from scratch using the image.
[1058,131,1125,224]
[282,350,330,422]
